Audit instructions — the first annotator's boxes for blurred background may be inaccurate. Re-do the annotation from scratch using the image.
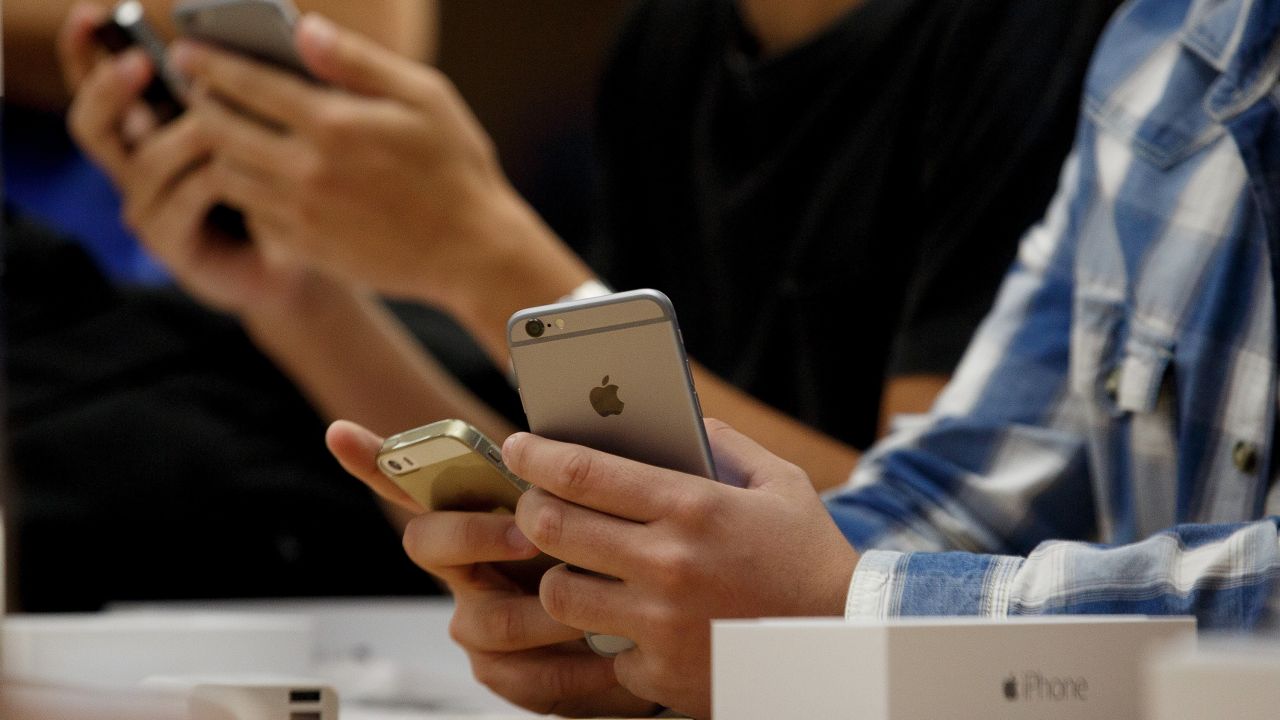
[1,0,633,612]
[437,0,629,252]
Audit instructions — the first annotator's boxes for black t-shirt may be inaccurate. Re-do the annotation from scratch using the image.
[2,213,457,610]
[3,210,523,610]
[591,0,1121,449]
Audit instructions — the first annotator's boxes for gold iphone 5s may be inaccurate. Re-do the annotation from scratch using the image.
[377,418,529,512]
[377,419,553,591]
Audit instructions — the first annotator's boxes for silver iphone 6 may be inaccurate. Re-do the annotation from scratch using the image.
[507,289,720,656]
[508,289,716,481]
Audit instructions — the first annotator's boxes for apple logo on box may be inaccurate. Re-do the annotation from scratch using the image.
[590,376,624,417]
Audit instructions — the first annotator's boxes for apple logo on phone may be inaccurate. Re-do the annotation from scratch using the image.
[590,376,625,417]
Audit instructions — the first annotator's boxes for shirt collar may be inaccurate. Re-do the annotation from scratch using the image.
[1181,0,1280,117]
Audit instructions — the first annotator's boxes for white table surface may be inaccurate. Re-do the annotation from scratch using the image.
[109,597,538,719]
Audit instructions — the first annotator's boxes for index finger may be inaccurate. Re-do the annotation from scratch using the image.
[57,2,108,93]
[169,40,322,131]
[501,433,705,523]
[325,420,422,513]
[403,511,539,570]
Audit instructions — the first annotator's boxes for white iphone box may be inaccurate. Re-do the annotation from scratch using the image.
[1145,637,1280,720]
[712,616,1195,720]
[2,613,312,687]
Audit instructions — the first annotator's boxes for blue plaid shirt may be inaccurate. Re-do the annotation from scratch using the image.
[829,0,1280,630]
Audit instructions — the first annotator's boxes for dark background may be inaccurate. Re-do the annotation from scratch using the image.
[437,0,631,249]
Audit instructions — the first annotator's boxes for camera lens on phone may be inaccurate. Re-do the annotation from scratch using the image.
[525,319,545,338]
[387,459,403,472]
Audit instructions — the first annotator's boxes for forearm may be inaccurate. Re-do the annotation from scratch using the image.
[444,189,596,367]
[241,273,515,441]
[441,192,871,491]
[847,519,1280,630]
[446,234,864,492]
[692,365,859,492]
[878,374,950,436]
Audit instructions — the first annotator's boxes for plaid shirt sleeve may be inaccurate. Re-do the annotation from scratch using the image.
[827,142,1280,630]
[845,521,1280,625]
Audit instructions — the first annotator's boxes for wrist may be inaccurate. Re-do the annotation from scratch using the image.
[819,540,861,619]
[240,271,369,346]
[448,189,597,361]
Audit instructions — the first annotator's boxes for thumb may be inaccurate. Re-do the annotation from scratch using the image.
[704,418,812,494]
[326,420,424,513]
[296,13,427,102]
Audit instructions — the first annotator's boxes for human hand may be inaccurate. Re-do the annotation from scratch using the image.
[167,14,568,315]
[58,2,312,316]
[325,420,661,717]
[502,419,861,719]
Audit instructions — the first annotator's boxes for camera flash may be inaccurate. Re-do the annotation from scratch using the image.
[555,319,566,329]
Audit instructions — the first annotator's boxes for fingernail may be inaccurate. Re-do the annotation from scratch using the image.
[300,13,337,52]
[502,433,526,461]
[507,524,536,555]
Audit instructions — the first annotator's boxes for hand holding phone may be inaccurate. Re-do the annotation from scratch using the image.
[376,419,555,592]
[93,1,249,240]
[171,0,319,238]
[508,289,719,656]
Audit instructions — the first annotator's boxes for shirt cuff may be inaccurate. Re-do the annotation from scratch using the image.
[844,550,1024,619]
[845,550,903,618]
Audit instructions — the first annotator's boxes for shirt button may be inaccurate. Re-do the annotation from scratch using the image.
[1232,440,1259,474]
[1104,368,1121,401]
